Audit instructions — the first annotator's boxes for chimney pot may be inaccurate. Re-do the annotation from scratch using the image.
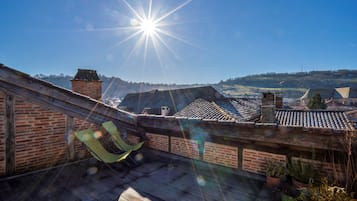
[161,106,170,116]
[260,92,276,123]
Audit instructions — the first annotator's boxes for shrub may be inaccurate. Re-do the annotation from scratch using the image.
[265,160,287,178]
[288,160,320,184]
[297,178,354,201]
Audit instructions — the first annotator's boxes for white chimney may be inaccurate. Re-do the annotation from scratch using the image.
[161,106,170,116]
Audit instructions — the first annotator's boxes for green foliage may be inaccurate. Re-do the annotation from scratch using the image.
[307,93,327,109]
[297,178,354,201]
[288,160,320,184]
[265,160,287,178]
[281,193,297,201]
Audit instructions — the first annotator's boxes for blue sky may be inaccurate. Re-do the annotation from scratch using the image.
[1,0,356,84]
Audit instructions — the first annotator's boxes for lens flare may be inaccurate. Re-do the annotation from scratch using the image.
[196,175,206,186]
[93,131,103,139]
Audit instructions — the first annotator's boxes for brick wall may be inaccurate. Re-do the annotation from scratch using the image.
[127,134,140,145]
[14,98,67,173]
[291,157,345,182]
[171,137,199,159]
[146,133,169,152]
[203,142,238,168]
[0,92,5,175]
[242,149,287,175]
[71,81,101,100]
[73,118,102,159]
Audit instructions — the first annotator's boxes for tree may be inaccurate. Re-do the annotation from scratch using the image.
[307,93,327,109]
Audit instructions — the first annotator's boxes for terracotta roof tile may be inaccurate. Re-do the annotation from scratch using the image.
[275,110,354,130]
[174,98,261,122]
[174,98,234,120]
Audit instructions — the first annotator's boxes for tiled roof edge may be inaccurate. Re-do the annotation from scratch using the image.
[138,114,355,132]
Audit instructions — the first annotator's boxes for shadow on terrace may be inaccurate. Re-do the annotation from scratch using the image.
[0,149,273,201]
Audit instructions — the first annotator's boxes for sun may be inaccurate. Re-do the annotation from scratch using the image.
[140,19,157,36]
[114,0,193,63]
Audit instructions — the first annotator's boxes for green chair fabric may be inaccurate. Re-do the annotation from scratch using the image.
[74,129,132,163]
[102,121,144,152]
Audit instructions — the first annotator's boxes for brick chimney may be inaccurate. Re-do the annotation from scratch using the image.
[71,69,102,100]
[275,96,283,109]
[260,92,276,123]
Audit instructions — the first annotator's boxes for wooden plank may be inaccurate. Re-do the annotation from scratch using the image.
[65,115,75,161]
[5,94,15,176]
[0,66,136,125]
[0,81,138,132]
[138,115,349,151]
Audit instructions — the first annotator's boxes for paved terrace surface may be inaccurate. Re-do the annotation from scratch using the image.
[0,149,274,201]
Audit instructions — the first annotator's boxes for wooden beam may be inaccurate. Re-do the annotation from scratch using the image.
[5,94,15,176]
[65,115,75,161]
[0,81,138,132]
[138,115,350,152]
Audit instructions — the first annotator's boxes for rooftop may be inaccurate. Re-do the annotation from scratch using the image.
[301,87,357,100]
[276,110,354,130]
[119,86,224,115]
[174,98,235,121]
[174,98,260,121]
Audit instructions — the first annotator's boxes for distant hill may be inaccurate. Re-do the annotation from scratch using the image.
[35,74,198,99]
[36,69,357,100]
[216,70,357,98]
[218,70,357,88]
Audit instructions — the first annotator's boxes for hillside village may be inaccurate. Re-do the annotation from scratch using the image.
[2,0,357,200]
[0,64,356,200]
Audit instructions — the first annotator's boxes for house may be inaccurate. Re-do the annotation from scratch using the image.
[119,86,224,115]
[120,86,263,120]
[301,87,357,105]
[300,88,335,105]
[174,92,353,130]
[335,87,357,105]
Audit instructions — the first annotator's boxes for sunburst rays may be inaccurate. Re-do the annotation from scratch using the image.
[115,0,193,65]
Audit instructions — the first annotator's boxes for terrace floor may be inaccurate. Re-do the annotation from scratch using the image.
[0,149,275,201]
